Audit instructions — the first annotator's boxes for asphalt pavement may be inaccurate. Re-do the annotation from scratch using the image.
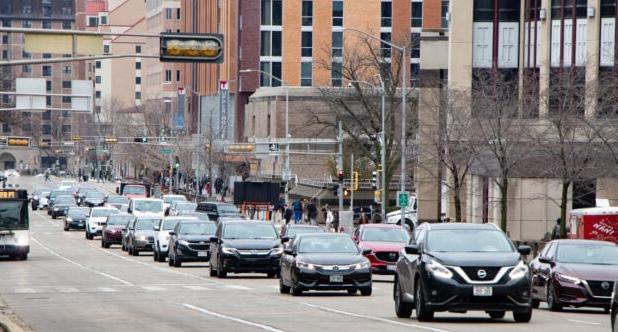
[0,176,612,332]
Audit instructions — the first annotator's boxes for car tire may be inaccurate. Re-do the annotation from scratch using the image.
[168,255,174,266]
[217,258,227,278]
[547,282,562,312]
[267,272,278,278]
[17,253,27,261]
[158,252,166,263]
[415,280,434,322]
[121,243,126,251]
[279,277,290,294]
[101,240,105,248]
[64,224,69,231]
[360,287,372,296]
[347,289,357,295]
[531,299,540,309]
[51,213,56,219]
[513,309,532,323]
[489,311,506,319]
[394,279,413,318]
[132,248,139,256]
[291,282,303,296]
[153,251,158,262]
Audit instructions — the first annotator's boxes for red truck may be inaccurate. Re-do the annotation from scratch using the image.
[568,207,618,244]
[116,182,151,199]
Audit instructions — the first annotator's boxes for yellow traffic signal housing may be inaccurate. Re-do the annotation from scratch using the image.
[353,171,359,191]
[105,137,118,144]
[160,33,224,63]
[227,144,254,153]
[71,136,81,141]
[7,137,30,147]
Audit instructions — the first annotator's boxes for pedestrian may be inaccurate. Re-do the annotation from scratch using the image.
[284,205,293,224]
[292,199,302,224]
[551,218,569,239]
[325,206,334,231]
[359,213,368,225]
[44,170,50,182]
[307,199,318,226]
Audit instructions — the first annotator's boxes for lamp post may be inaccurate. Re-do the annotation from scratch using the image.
[343,28,408,219]
[239,69,290,206]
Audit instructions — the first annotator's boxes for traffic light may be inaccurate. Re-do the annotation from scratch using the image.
[160,33,224,63]
[371,171,378,190]
[105,137,118,144]
[337,169,344,182]
[134,137,148,143]
[353,171,359,191]
[174,156,180,169]
[71,136,81,141]
[343,187,350,197]
[7,137,30,147]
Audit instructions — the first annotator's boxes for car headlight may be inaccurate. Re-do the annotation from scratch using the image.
[178,240,190,246]
[271,246,284,255]
[66,218,73,222]
[15,237,29,246]
[509,260,529,280]
[556,272,581,285]
[53,208,59,211]
[425,260,453,279]
[222,247,237,254]
[138,235,148,241]
[296,261,315,270]
[354,261,371,270]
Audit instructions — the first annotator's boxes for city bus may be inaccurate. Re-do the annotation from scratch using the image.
[0,189,29,260]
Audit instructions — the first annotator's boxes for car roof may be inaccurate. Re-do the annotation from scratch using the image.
[164,216,199,220]
[92,207,117,210]
[198,201,234,206]
[287,224,321,229]
[423,223,501,231]
[131,198,162,201]
[163,194,185,198]
[359,224,405,229]
[222,220,271,225]
[551,239,617,246]
[296,233,350,239]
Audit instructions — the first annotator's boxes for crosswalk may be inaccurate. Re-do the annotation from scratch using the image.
[3,284,213,295]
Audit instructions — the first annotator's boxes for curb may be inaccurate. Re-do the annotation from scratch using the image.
[0,314,24,332]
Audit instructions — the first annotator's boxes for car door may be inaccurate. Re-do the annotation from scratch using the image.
[210,224,223,269]
[536,242,557,300]
[128,219,137,248]
[398,227,425,296]
[280,238,297,283]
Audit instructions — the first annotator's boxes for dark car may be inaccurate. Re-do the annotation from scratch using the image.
[530,239,618,312]
[153,217,188,262]
[279,233,372,296]
[105,195,129,210]
[126,217,160,256]
[47,190,73,214]
[209,221,283,278]
[30,188,51,210]
[168,221,217,267]
[280,224,324,243]
[394,223,532,322]
[64,206,90,231]
[169,201,197,216]
[612,282,617,331]
[196,202,240,222]
[76,187,99,205]
[101,214,135,248]
[51,195,77,219]
[84,191,107,207]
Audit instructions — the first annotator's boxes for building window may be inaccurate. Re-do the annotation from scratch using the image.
[301,31,312,57]
[62,81,71,89]
[135,62,141,69]
[95,76,101,84]
[95,61,101,69]
[165,8,173,19]
[61,0,72,15]
[332,31,343,57]
[176,70,181,82]
[43,65,52,77]
[1,50,6,59]
[62,21,71,30]
[42,125,51,135]
[380,32,392,58]
[332,61,343,87]
[43,53,51,59]
[95,91,101,98]
[259,61,282,87]
[43,110,51,120]
[441,0,449,29]
[261,0,283,26]
[333,0,344,26]
[412,1,422,28]
[62,111,69,117]
[42,5,52,17]
[46,81,52,91]
[302,0,313,26]
[100,15,107,25]
[410,63,420,87]
[136,45,141,54]
[62,125,71,133]
[165,70,172,82]
[62,96,71,103]
[42,20,51,29]
[260,31,282,56]
[46,96,51,106]
[22,2,32,14]
[2,20,10,28]
[135,77,141,84]
[62,65,71,74]
[22,20,32,28]
[135,92,141,100]
[411,33,420,58]
[103,44,110,54]
[176,8,181,19]
[301,62,312,86]
[381,1,392,27]
[2,35,7,44]
[88,16,98,27]
[22,65,30,73]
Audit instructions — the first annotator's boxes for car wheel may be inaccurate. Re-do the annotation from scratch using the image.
[85,231,89,240]
[394,279,413,318]
[153,251,158,262]
[17,253,27,261]
[360,287,372,296]
[101,240,105,248]
[291,282,303,296]
[415,280,434,321]
[217,258,227,278]
[347,289,357,295]
[267,272,277,278]
[488,311,506,319]
[168,254,174,266]
[547,282,562,312]
[132,248,140,256]
[52,213,56,219]
[513,309,532,323]
[279,277,290,294]
[64,224,69,231]
[158,252,166,263]
[531,299,540,309]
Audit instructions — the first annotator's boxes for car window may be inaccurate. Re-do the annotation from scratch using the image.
[133,200,163,212]
[218,204,239,214]
[179,222,216,235]
[287,226,323,238]
[107,196,129,204]
[124,186,146,195]
[86,192,105,199]
[426,229,514,253]
[547,243,558,259]
[68,208,89,217]
[223,223,277,239]
[92,209,119,217]
[175,202,197,211]
[361,227,409,243]
[108,216,134,225]
[55,196,75,204]
[135,219,159,230]
[161,219,179,230]
[298,236,358,254]
[540,242,553,258]
[556,244,618,265]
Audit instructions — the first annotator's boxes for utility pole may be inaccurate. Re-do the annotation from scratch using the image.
[338,121,344,213]
[350,153,354,211]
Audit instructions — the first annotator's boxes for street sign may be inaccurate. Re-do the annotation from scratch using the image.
[282,169,292,182]
[268,143,280,153]
[159,33,224,63]
[397,191,410,208]
[16,78,45,111]
[160,148,174,155]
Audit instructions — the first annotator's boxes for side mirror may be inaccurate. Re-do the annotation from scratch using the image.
[154,226,160,231]
[121,228,127,231]
[115,188,119,194]
[284,248,294,256]
[209,236,219,243]
[281,236,290,243]
[517,245,531,256]
[539,256,554,265]
[169,231,175,236]
[405,244,419,255]
[361,248,372,255]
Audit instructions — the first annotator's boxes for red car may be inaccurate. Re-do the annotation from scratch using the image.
[353,224,410,274]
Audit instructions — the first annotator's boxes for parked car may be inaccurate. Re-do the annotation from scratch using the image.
[127,198,164,218]
[196,202,240,222]
[64,206,90,231]
[105,195,129,210]
[30,188,51,210]
[611,282,617,331]
[169,201,197,216]
[101,214,135,248]
[85,207,120,240]
[168,220,217,267]
[394,223,532,322]
[280,224,324,243]
[51,195,77,219]
[353,224,410,274]
[530,239,618,312]
[279,233,372,296]
[153,217,189,262]
[4,169,20,177]
[209,221,282,278]
[84,191,107,207]
[125,216,160,256]
[163,194,187,215]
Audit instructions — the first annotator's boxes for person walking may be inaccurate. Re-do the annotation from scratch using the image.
[292,199,302,224]
[284,204,293,224]
[44,170,50,182]
[307,199,318,226]
[551,218,570,239]
[359,213,369,225]
[325,206,334,232]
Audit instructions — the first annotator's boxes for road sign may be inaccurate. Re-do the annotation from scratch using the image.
[282,169,292,182]
[16,78,45,111]
[160,148,174,155]
[397,191,410,208]
[268,143,280,153]
[159,33,224,63]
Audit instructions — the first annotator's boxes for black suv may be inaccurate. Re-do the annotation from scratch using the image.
[209,221,283,278]
[394,223,532,323]
[196,202,241,222]
[168,221,216,267]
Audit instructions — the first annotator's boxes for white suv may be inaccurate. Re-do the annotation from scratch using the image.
[86,207,120,240]
[153,216,198,262]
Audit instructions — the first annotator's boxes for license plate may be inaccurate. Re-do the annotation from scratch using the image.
[473,286,492,297]
[197,251,208,257]
[387,265,396,271]
[329,275,343,283]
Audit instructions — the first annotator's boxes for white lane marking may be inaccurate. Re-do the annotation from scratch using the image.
[14,288,36,294]
[183,304,288,332]
[183,285,210,291]
[567,319,602,326]
[98,287,117,292]
[31,237,134,286]
[56,287,79,293]
[33,210,58,226]
[300,302,452,332]
[225,285,252,290]
[142,286,166,292]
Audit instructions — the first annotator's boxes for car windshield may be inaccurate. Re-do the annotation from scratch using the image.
[164,196,186,204]
[51,191,72,199]
[34,189,50,195]
[136,219,158,230]
[55,196,75,204]
[426,229,514,253]
[133,200,162,212]
[107,196,129,204]
[68,208,90,217]
[176,202,196,211]
[161,219,180,230]
[107,216,134,226]
[223,223,277,239]
[79,188,97,195]
[219,205,239,214]
[91,209,119,218]
[556,244,618,265]
[124,186,146,195]
[86,192,105,199]
[298,236,359,254]
[180,223,216,235]
[183,213,210,221]
[361,227,409,243]
[287,226,323,238]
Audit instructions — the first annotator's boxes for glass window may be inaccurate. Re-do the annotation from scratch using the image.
[223,223,277,239]
[299,236,358,254]
[176,8,181,19]
[380,32,392,58]
[135,77,141,84]
[441,0,449,29]
[301,31,312,57]
[361,227,410,243]
[426,229,514,252]
[179,222,216,235]
[332,61,343,87]
[62,124,71,133]
[46,81,52,91]
[165,8,173,19]
[62,81,71,89]
[412,2,422,28]
[136,62,141,69]
[260,62,271,87]
[95,91,101,98]
[22,20,32,28]
[165,70,172,82]
[103,44,110,54]
[301,62,312,87]
[2,20,10,27]
[135,45,141,54]
[62,21,71,29]
[95,76,101,84]
[42,20,51,29]
[176,70,180,82]
[381,1,392,27]
[411,33,420,58]
[43,110,51,120]
[42,125,51,135]
[135,218,158,230]
[135,92,141,100]
[133,200,162,213]
[272,31,282,56]
[22,65,30,73]
[88,17,98,27]
[42,5,52,17]
[43,66,52,77]
[46,96,51,106]
[332,0,344,26]
[556,244,618,265]
[332,31,343,57]
[272,62,282,87]
[63,65,71,74]
[95,61,101,69]
[100,15,107,25]
[61,96,71,103]
[302,0,313,26]
[261,0,282,26]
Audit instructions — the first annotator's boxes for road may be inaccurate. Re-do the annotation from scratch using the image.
[0,176,612,332]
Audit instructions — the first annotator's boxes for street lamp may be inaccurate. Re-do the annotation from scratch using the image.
[342,28,409,219]
[239,69,291,206]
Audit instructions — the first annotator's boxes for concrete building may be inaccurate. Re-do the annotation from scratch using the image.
[417,0,618,241]
[0,0,88,171]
